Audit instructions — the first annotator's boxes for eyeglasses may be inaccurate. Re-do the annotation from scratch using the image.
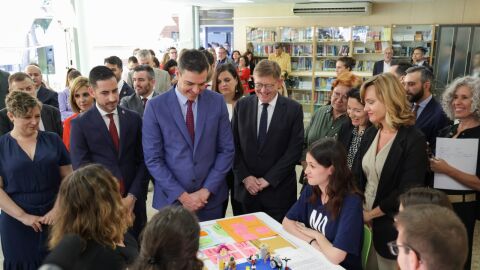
[332,91,348,100]
[387,241,422,261]
[255,83,276,91]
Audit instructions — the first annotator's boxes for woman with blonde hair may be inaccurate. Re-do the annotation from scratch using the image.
[41,164,137,270]
[62,76,94,151]
[354,73,427,270]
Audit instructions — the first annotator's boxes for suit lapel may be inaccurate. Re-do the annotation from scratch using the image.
[377,127,406,195]
[118,107,128,157]
[40,107,51,131]
[251,96,260,151]
[166,91,194,150]
[194,93,207,154]
[91,106,118,154]
[416,98,434,126]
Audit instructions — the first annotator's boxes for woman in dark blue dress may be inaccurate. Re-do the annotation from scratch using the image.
[0,90,72,269]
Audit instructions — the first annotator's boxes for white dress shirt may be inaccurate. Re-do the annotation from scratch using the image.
[96,103,120,139]
[257,93,278,135]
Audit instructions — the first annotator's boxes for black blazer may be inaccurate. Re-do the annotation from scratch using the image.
[354,125,428,259]
[232,95,304,208]
[0,104,62,137]
[37,86,59,109]
[0,70,9,110]
[337,120,371,176]
[119,81,134,100]
[415,97,451,147]
[372,60,384,76]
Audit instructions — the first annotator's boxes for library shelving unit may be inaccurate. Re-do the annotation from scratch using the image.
[246,27,278,58]
[280,26,315,125]
[351,25,391,73]
[246,24,435,127]
[314,26,352,113]
[391,24,435,65]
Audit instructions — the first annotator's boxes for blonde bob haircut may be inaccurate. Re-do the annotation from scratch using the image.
[360,73,415,129]
[68,76,90,113]
[49,164,131,250]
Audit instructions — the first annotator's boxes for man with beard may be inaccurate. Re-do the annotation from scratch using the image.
[120,65,158,117]
[403,66,450,148]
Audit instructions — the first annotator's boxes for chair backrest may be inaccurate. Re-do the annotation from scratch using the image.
[362,225,372,270]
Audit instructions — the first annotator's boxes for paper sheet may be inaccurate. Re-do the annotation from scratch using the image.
[217,215,278,242]
[434,137,478,190]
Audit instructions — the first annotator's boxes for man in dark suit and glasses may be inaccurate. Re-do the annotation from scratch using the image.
[232,59,304,222]
[0,72,62,137]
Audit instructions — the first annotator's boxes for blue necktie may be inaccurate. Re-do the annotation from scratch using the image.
[258,103,269,147]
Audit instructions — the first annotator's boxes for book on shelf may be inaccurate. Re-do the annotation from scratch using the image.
[317,45,349,56]
[315,77,334,91]
[414,31,423,41]
[355,60,375,72]
[291,57,312,71]
[287,77,312,90]
[322,60,336,71]
[285,44,313,57]
[313,91,331,105]
[281,27,313,42]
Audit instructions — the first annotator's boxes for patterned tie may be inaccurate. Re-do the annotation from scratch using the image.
[106,113,124,195]
[106,113,119,152]
[257,103,269,147]
[186,100,195,143]
[142,97,148,108]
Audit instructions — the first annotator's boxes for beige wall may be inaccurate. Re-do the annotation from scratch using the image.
[234,0,480,52]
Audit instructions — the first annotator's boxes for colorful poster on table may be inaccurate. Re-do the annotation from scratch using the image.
[216,215,278,242]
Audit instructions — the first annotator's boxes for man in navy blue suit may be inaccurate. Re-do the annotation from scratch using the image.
[104,56,134,100]
[404,66,450,147]
[25,64,59,109]
[142,49,234,221]
[70,66,148,239]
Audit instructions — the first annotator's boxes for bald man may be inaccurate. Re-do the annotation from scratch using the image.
[25,64,59,108]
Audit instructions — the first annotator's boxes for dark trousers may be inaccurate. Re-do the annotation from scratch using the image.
[452,200,476,270]
[129,199,147,241]
[223,170,244,217]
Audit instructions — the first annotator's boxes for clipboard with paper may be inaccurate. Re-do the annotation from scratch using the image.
[434,137,478,190]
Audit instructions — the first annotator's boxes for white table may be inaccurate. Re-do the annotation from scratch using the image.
[199,212,344,270]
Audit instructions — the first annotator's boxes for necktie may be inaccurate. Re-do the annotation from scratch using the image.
[106,113,124,195]
[106,113,119,152]
[142,97,148,108]
[413,103,420,118]
[258,103,269,147]
[186,100,195,143]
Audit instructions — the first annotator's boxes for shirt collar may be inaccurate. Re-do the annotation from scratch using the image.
[257,92,279,108]
[175,85,198,105]
[139,90,154,100]
[415,94,432,109]
[96,103,118,117]
[118,80,124,90]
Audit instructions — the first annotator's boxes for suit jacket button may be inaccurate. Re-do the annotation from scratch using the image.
[192,179,196,183]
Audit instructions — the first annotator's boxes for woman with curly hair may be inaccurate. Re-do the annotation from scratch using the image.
[431,76,480,269]
[355,73,427,270]
[41,164,137,270]
[131,206,203,270]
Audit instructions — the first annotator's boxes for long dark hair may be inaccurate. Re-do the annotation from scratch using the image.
[307,138,363,219]
[130,206,203,270]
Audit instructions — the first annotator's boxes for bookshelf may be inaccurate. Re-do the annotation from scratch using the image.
[246,27,278,57]
[246,24,436,126]
[351,25,391,73]
[392,25,435,65]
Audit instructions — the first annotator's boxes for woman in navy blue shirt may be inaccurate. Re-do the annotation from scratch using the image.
[283,138,363,270]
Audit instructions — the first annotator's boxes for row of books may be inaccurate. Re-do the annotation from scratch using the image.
[354,60,376,72]
[317,45,350,56]
[291,58,313,71]
[247,28,277,43]
[315,77,334,91]
[289,92,312,103]
[252,45,275,57]
[315,59,337,71]
[280,27,314,42]
[284,44,313,56]
[392,44,431,57]
[392,30,432,42]
[317,27,351,41]
[314,91,331,105]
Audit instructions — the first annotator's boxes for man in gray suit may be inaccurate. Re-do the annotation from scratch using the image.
[126,49,171,94]
[120,65,158,117]
[0,69,9,110]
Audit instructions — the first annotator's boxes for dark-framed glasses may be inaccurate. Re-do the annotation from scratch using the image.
[254,83,276,91]
[387,241,422,261]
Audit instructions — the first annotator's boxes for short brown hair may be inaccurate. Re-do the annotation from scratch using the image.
[8,72,33,89]
[49,164,131,250]
[69,76,90,113]
[399,187,452,210]
[253,59,281,79]
[395,205,467,270]
[360,73,415,129]
[5,90,41,117]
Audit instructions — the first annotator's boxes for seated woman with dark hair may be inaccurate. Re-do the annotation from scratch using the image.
[131,206,203,270]
[40,164,138,270]
[283,138,364,270]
